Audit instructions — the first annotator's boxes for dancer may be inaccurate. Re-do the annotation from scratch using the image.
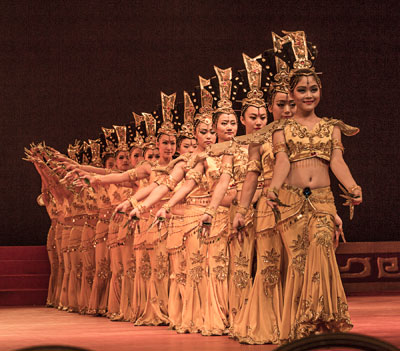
[266,31,361,342]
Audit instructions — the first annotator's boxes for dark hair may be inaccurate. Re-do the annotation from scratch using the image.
[102,152,115,167]
[193,118,201,132]
[177,135,195,149]
[289,68,322,92]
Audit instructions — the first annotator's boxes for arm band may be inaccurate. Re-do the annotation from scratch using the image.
[246,159,262,174]
[185,169,202,185]
[127,168,138,182]
[332,138,344,153]
[221,162,233,178]
[273,142,288,156]
[161,174,179,191]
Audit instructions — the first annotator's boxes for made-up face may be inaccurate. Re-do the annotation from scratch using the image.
[157,134,177,160]
[268,92,296,121]
[290,75,321,113]
[195,122,216,150]
[104,157,115,169]
[115,151,131,171]
[129,147,143,167]
[241,106,268,133]
[215,113,238,142]
[144,148,160,162]
[178,138,197,154]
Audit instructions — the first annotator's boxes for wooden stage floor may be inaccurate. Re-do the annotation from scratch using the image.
[1,294,399,351]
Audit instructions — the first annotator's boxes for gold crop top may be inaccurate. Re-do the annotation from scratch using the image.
[276,117,359,162]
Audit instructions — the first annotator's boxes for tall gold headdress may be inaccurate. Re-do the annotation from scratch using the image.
[157,92,177,137]
[273,30,319,88]
[214,66,235,115]
[241,53,266,109]
[282,30,313,70]
[131,112,146,150]
[177,91,196,139]
[263,32,292,104]
[67,140,80,162]
[141,112,158,151]
[113,125,129,153]
[192,76,214,127]
[101,127,117,155]
[88,139,103,167]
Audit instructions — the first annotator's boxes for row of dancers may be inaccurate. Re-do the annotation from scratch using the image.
[25,30,362,344]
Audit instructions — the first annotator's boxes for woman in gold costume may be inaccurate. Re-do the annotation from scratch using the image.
[89,99,179,324]
[78,140,103,314]
[25,144,66,308]
[153,67,238,335]
[229,35,299,344]
[125,89,209,329]
[265,31,362,342]
[199,53,269,334]
[105,128,137,320]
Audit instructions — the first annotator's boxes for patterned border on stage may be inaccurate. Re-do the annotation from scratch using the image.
[336,241,400,293]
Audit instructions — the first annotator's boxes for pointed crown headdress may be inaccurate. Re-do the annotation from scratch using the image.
[157,92,177,137]
[194,76,214,127]
[214,66,235,115]
[67,140,81,162]
[241,53,266,110]
[113,125,130,153]
[79,141,90,165]
[88,139,103,167]
[274,30,319,89]
[177,91,196,139]
[101,127,117,156]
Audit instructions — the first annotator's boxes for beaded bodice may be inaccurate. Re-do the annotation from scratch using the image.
[279,117,359,163]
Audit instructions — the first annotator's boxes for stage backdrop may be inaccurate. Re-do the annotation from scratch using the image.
[0,0,398,245]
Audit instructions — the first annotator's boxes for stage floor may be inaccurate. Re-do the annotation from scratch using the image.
[1,294,399,351]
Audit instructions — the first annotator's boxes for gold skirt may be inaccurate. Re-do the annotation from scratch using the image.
[278,184,352,343]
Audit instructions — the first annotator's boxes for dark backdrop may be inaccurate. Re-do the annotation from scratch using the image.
[1,0,399,245]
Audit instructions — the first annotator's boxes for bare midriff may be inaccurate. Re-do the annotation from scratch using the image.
[286,157,330,189]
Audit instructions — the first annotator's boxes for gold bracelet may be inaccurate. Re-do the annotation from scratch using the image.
[266,187,279,197]
[236,205,248,217]
[162,203,172,214]
[204,206,217,218]
[129,196,139,208]
[348,184,362,194]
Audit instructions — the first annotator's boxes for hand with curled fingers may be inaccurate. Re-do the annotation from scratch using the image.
[232,212,246,243]
[113,200,132,223]
[199,213,212,239]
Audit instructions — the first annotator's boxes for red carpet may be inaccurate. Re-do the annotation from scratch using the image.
[0,295,399,351]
